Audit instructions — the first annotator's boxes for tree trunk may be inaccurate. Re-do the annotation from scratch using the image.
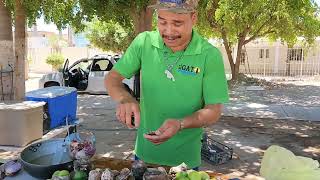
[131,7,153,35]
[131,4,154,100]
[234,41,244,80]
[0,0,15,100]
[14,0,26,100]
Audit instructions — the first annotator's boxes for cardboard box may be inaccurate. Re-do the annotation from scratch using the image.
[0,101,45,147]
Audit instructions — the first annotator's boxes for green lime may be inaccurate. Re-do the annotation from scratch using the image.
[198,171,210,180]
[188,171,202,180]
[59,170,70,177]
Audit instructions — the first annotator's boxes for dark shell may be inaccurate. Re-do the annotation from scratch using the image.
[4,160,22,176]
[88,168,103,180]
[131,160,147,180]
[116,168,132,180]
[142,168,169,180]
[101,168,116,180]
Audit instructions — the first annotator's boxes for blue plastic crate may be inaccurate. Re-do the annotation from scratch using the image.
[26,87,77,129]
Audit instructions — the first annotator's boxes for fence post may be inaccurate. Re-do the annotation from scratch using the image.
[300,50,304,77]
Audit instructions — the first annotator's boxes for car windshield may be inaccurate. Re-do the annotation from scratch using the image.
[70,59,91,72]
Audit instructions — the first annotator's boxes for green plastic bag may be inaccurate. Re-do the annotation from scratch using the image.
[260,145,320,180]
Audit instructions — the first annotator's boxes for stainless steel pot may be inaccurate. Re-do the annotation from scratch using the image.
[20,138,73,179]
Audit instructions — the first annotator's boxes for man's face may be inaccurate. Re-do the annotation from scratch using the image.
[157,10,197,50]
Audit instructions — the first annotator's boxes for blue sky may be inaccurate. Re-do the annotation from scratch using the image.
[36,0,320,34]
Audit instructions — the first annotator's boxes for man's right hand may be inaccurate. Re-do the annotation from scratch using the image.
[116,97,140,128]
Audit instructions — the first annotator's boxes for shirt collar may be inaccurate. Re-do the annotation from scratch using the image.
[151,29,202,55]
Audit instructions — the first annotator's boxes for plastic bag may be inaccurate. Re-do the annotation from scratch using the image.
[260,145,320,180]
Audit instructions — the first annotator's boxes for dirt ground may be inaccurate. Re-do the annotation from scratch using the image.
[1,75,319,180]
[74,77,320,179]
[201,116,320,179]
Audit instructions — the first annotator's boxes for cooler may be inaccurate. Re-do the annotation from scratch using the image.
[25,86,77,130]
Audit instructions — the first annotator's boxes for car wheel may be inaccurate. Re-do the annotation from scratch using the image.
[44,82,60,88]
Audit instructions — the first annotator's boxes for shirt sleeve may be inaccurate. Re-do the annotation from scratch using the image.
[113,33,145,79]
[203,47,230,105]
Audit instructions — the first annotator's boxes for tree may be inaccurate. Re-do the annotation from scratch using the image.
[1,0,80,100]
[0,0,14,100]
[14,0,26,100]
[85,18,135,52]
[46,53,64,71]
[197,0,320,80]
[75,0,156,35]
[48,34,68,54]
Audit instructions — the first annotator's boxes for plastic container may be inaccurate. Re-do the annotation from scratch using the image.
[201,133,233,165]
[25,87,77,129]
[0,101,45,146]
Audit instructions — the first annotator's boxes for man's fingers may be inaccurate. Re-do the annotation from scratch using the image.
[116,106,125,124]
[133,106,140,128]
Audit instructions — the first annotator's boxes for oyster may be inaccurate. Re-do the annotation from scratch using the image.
[142,168,169,180]
[116,168,132,180]
[101,168,116,180]
[131,160,147,180]
[88,168,103,180]
[3,160,22,176]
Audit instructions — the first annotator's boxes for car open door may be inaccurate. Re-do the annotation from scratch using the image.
[86,59,112,94]
[62,59,69,86]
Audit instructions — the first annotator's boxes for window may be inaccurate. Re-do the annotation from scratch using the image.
[240,50,246,64]
[259,49,264,59]
[92,59,113,71]
[266,49,270,58]
[259,49,270,59]
[287,49,303,61]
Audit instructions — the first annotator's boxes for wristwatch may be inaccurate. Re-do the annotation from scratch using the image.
[179,120,185,131]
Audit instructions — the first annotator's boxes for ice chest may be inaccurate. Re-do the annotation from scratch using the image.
[0,101,45,146]
[25,86,77,129]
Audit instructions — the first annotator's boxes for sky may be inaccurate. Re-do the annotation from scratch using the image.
[35,0,320,34]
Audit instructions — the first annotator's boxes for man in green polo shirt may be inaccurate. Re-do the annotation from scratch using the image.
[105,0,229,168]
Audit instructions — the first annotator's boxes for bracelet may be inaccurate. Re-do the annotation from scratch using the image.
[179,120,185,131]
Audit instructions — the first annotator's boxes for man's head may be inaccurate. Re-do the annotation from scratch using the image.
[149,0,199,51]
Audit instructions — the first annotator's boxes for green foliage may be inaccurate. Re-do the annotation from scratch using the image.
[85,18,135,52]
[46,53,65,70]
[197,0,320,79]
[48,34,67,53]
[197,0,320,46]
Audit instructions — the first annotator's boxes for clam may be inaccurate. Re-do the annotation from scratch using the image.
[116,168,132,180]
[142,168,169,180]
[88,168,103,180]
[101,168,116,180]
[3,160,22,176]
[131,160,147,180]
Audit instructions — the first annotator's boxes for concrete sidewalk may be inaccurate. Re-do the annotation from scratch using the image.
[223,102,320,121]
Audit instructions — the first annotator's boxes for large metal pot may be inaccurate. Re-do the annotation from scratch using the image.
[20,138,73,179]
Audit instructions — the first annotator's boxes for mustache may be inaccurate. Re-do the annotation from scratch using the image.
[162,34,181,39]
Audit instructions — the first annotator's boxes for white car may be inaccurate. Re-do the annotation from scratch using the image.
[39,54,134,95]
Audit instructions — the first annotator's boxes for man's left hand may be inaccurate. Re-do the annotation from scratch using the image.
[144,119,180,145]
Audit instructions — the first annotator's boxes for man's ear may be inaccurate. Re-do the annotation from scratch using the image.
[191,12,198,25]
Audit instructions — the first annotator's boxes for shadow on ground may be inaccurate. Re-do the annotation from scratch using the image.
[202,116,320,178]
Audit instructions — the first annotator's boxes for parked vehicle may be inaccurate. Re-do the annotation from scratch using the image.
[39,54,133,94]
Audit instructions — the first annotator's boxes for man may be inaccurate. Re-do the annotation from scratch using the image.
[105,0,229,169]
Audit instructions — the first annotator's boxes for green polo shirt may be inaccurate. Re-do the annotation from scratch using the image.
[113,30,229,168]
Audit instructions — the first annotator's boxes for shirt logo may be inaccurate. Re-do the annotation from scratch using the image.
[177,64,201,76]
